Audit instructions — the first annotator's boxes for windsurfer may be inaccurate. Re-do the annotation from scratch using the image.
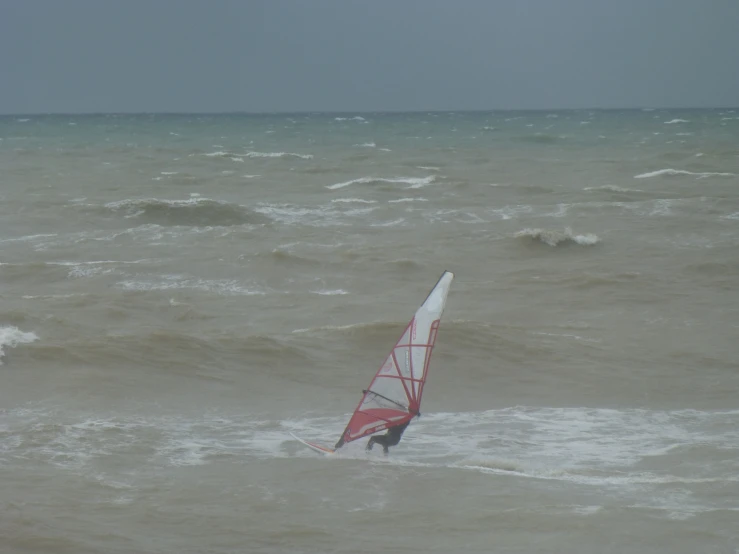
[366,421,410,454]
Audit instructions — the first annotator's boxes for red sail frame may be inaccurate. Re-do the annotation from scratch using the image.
[335,271,453,449]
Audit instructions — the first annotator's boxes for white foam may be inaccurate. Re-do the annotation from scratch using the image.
[344,206,377,217]
[67,265,117,278]
[584,185,644,193]
[0,326,38,365]
[291,322,367,334]
[370,218,406,227]
[388,197,428,203]
[543,204,570,218]
[242,174,260,179]
[0,233,58,244]
[104,196,228,213]
[160,172,178,175]
[531,332,601,343]
[331,198,377,204]
[253,204,342,227]
[353,142,376,148]
[664,119,689,124]
[22,294,86,300]
[635,168,736,179]
[116,277,265,296]
[334,116,366,122]
[5,406,737,502]
[417,166,440,171]
[491,204,533,220]
[310,289,349,295]
[327,175,435,190]
[48,259,155,268]
[245,151,313,159]
[649,199,673,216]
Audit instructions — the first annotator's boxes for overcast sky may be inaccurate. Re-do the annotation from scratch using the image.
[2,0,738,114]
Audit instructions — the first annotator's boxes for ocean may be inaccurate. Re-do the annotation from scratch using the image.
[1,110,738,553]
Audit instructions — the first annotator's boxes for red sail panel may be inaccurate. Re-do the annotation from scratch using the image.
[335,271,454,448]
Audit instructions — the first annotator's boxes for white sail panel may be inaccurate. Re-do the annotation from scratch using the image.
[335,271,454,448]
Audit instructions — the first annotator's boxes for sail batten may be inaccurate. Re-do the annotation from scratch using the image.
[335,271,454,448]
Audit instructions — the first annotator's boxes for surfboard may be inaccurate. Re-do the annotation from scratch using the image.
[290,432,335,455]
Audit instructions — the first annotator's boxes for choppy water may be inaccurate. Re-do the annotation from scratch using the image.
[1,110,738,553]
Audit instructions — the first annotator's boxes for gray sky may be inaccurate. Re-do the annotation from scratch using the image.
[2,0,738,114]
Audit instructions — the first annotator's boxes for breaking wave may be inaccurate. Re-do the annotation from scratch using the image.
[200,151,245,162]
[97,197,271,227]
[201,150,313,160]
[0,326,39,365]
[326,176,435,190]
[634,168,736,179]
[515,227,600,247]
[245,151,313,159]
[584,185,644,193]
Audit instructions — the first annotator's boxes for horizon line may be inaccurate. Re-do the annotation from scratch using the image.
[2,106,737,117]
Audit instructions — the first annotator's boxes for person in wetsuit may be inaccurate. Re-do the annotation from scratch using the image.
[366,421,410,454]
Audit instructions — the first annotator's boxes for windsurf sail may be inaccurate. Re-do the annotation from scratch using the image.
[334,270,454,449]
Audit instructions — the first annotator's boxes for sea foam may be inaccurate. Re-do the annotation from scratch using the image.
[0,326,39,365]
[245,151,313,159]
[326,176,435,190]
[584,185,644,193]
[634,169,736,179]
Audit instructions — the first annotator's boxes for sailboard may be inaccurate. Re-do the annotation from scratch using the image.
[289,432,335,456]
[293,270,454,455]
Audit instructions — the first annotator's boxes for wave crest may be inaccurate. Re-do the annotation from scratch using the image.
[515,227,600,247]
[202,150,313,160]
[584,185,644,193]
[245,151,313,160]
[0,326,39,365]
[99,197,270,227]
[326,176,435,190]
[634,168,736,179]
